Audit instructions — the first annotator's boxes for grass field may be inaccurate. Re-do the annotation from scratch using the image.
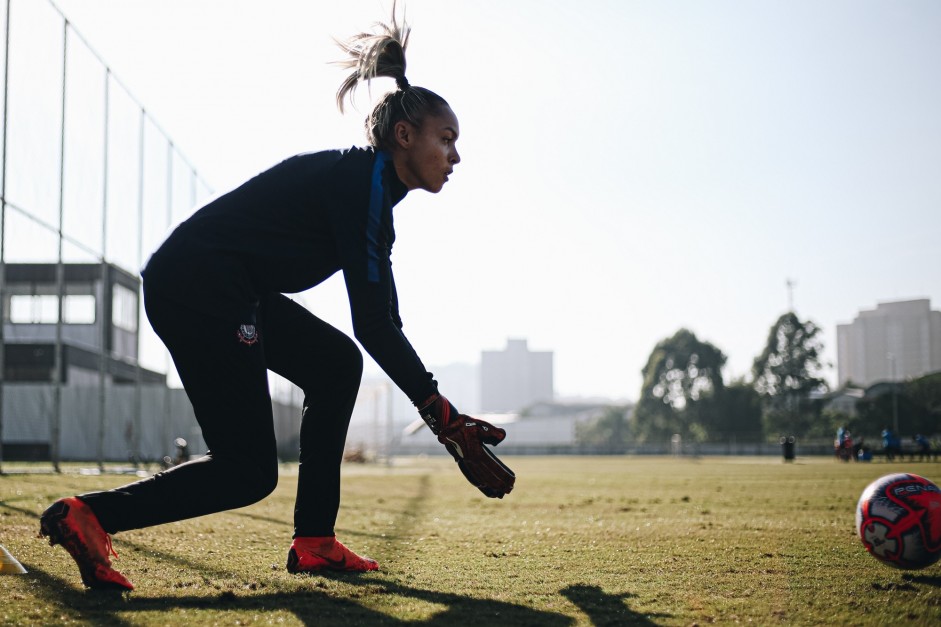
[1,456,940,626]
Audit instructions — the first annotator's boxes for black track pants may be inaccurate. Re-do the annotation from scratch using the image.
[79,289,363,538]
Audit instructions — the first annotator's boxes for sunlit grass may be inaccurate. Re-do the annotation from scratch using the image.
[2,456,940,625]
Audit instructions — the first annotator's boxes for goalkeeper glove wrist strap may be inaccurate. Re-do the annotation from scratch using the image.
[417,393,459,435]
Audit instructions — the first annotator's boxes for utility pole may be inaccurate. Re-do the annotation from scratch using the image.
[785,278,796,312]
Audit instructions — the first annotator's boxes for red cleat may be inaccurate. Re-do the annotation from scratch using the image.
[286,536,379,573]
[39,497,134,591]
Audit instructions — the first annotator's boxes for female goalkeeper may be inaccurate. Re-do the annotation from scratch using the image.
[39,6,513,591]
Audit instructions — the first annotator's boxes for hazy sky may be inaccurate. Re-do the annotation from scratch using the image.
[48,0,941,401]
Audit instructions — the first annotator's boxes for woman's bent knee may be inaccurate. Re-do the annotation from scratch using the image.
[230,456,279,506]
[339,336,364,382]
[310,336,363,395]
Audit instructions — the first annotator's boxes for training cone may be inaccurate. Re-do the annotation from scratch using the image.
[0,545,27,574]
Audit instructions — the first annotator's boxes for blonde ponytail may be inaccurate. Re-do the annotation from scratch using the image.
[334,2,449,150]
[334,1,411,114]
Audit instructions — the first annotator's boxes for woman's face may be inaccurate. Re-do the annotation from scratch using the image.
[391,105,461,193]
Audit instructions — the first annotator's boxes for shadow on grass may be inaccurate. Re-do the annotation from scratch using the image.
[18,562,672,627]
[561,584,670,626]
[0,500,40,518]
[902,572,941,588]
[20,562,577,626]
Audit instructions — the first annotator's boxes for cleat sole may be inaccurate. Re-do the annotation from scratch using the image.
[39,500,71,547]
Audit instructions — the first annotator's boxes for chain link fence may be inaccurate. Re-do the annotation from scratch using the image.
[0,0,401,472]
[0,0,215,470]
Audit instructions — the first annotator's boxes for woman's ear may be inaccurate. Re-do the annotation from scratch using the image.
[393,120,412,149]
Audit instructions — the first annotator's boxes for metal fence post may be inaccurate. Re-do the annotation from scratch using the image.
[0,0,12,475]
[97,68,110,471]
[50,15,68,473]
[133,107,144,467]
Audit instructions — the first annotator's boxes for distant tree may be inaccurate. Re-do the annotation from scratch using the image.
[575,405,632,452]
[752,312,828,437]
[855,383,916,437]
[634,329,726,443]
[905,372,941,431]
[815,383,869,441]
[712,379,764,440]
[855,373,941,438]
[820,408,854,439]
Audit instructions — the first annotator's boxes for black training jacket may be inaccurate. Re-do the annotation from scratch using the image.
[141,146,436,404]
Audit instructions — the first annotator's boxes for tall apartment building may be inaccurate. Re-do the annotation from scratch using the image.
[836,299,941,387]
[480,338,553,412]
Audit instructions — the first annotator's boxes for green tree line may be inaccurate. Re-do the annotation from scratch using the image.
[577,312,941,447]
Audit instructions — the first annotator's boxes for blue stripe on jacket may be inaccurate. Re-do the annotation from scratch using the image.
[366,151,388,283]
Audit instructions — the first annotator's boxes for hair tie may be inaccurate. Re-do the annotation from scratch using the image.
[396,76,410,90]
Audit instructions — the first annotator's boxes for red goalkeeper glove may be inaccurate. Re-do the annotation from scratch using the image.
[418,393,516,498]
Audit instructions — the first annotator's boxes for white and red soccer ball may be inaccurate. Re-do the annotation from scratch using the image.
[856,473,941,570]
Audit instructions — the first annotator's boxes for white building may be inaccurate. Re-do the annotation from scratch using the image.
[836,298,941,387]
[396,401,613,454]
[480,338,553,412]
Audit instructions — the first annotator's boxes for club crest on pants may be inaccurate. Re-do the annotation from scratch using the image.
[237,324,259,345]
